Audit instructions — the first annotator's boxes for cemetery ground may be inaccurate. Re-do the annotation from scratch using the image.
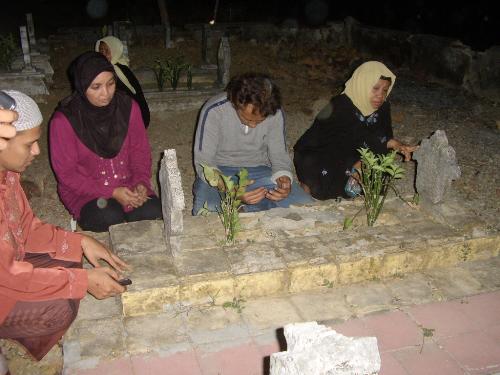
[2,36,500,374]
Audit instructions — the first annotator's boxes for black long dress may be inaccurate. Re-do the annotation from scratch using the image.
[116,63,151,128]
[293,94,393,200]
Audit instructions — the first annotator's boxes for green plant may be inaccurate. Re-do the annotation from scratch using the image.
[420,326,435,353]
[153,56,188,91]
[0,34,17,71]
[201,164,252,244]
[222,296,246,313]
[186,64,193,90]
[357,148,404,226]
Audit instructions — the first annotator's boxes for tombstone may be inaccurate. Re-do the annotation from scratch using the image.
[413,130,461,204]
[122,39,129,61]
[159,149,185,256]
[26,13,38,53]
[19,26,34,72]
[201,24,216,66]
[217,35,231,86]
[270,321,380,375]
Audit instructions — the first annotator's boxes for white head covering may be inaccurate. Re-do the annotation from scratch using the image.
[342,61,396,116]
[95,36,136,94]
[2,90,42,131]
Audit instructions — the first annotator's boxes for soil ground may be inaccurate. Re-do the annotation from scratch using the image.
[24,34,500,232]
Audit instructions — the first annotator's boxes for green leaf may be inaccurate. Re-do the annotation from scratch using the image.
[343,217,353,230]
[201,164,222,188]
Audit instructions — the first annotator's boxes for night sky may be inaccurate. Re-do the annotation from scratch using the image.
[1,0,497,51]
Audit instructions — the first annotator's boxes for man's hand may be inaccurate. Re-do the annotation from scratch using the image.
[81,235,129,273]
[241,185,267,205]
[86,267,125,299]
[0,109,18,150]
[112,186,140,207]
[266,176,291,201]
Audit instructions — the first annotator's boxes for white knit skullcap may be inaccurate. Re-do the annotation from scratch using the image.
[1,90,43,131]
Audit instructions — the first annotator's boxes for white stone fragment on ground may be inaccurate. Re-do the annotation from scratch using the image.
[270,321,380,375]
[159,149,185,256]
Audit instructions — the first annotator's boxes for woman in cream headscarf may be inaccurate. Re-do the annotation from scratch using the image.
[293,61,417,200]
[96,36,150,128]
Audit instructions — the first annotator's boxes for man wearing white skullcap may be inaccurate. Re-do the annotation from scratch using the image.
[0,90,129,372]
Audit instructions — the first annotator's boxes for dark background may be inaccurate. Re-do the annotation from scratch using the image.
[0,0,497,51]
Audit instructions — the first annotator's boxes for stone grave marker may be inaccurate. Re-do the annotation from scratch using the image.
[26,13,38,52]
[413,129,461,204]
[19,26,34,72]
[159,149,185,256]
[217,35,231,86]
[270,321,380,375]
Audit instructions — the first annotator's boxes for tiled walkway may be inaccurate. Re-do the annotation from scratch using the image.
[69,290,500,375]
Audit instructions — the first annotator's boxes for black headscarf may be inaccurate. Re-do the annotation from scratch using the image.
[58,51,132,158]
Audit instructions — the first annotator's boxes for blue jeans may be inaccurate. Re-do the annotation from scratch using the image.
[192,166,313,215]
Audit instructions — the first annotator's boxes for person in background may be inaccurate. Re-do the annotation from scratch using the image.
[96,35,150,128]
[0,90,128,375]
[192,72,313,215]
[50,52,161,232]
[293,61,418,200]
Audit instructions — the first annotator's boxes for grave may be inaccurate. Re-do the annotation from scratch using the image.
[0,16,52,98]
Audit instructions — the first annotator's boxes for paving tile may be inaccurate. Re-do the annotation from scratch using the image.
[392,343,464,375]
[241,297,303,334]
[485,324,500,344]
[124,313,189,354]
[289,289,353,322]
[379,352,409,375]
[195,339,263,375]
[462,259,500,291]
[384,273,437,306]
[131,350,202,375]
[454,291,500,329]
[362,310,422,352]
[343,282,395,316]
[183,306,250,345]
[67,357,134,375]
[327,317,372,338]
[426,267,484,300]
[438,331,500,374]
[407,300,481,338]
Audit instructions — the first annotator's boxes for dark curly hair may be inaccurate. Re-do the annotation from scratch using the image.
[226,73,281,117]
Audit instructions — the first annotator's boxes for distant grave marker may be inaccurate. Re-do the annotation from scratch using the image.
[217,35,231,86]
[19,26,33,72]
[26,13,37,51]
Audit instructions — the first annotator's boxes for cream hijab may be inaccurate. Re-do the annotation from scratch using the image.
[95,36,136,94]
[342,61,396,116]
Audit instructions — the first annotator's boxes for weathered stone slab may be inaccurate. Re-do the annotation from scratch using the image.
[343,282,395,316]
[226,243,285,275]
[159,149,185,256]
[120,252,178,291]
[270,321,380,375]
[124,313,187,355]
[175,247,230,277]
[290,291,353,322]
[0,71,49,97]
[63,318,126,370]
[413,130,461,204]
[109,219,166,255]
[144,88,222,112]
